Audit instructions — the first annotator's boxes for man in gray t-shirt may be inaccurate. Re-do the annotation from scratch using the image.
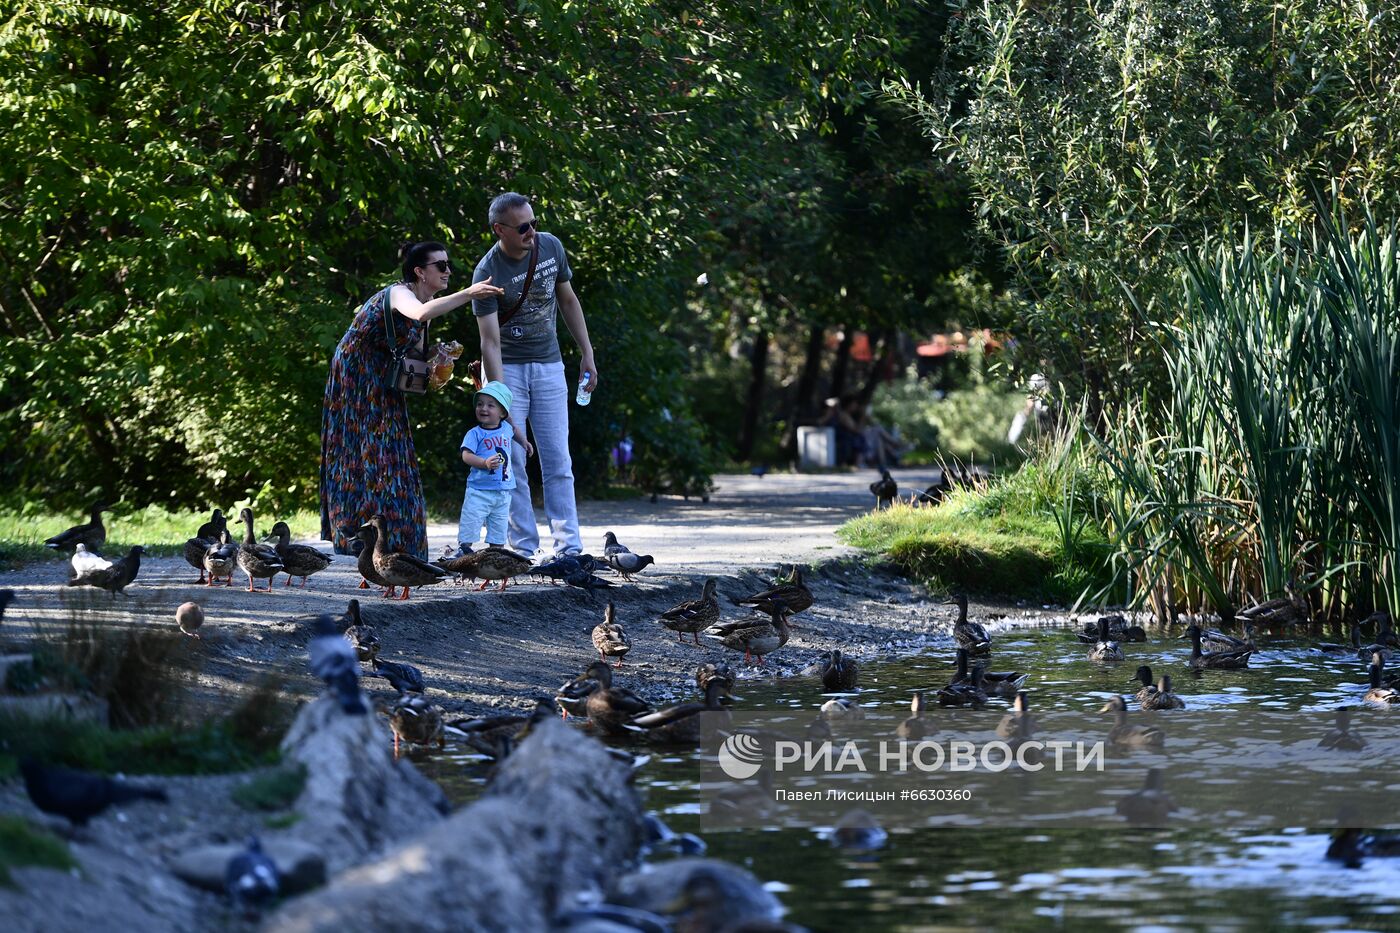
[471,192,597,558]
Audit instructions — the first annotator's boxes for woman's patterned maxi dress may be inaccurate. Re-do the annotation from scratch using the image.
[320,285,429,559]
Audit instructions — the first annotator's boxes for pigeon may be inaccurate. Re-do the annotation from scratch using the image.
[225,835,280,914]
[605,552,655,581]
[308,614,367,714]
[19,757,167,826]
[602,532,631,557]
[528,553,596,584]
[566,568,616,595]
[869,469,897,509]
[66,544,144,594]
[370,657,425,695]
[43,499,110,552]
[175,601,204,638]
[71,543,112,577]
[0,588,13,624]
[749,463,768,478]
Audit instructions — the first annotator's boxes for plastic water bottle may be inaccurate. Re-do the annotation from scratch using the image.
[576,374,592,406]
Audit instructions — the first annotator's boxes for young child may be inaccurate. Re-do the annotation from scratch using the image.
[457,381,516,554]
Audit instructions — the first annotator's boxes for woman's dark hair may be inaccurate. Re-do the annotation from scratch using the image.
[400,241,449,283]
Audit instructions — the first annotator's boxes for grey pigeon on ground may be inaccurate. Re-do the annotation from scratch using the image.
[371,657,425,695]
[308,614,367,714]
[566,568,616,595]
[605,552,655,581]
[19,756,168,826]
[603,532,631,557]
[66,544,144,594]
[225,835,280,914]
[528,553,596,583]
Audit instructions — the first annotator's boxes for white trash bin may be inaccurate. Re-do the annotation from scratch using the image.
[797,426,836,470]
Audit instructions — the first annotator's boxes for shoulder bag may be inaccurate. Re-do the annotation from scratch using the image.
[464,240,540,390]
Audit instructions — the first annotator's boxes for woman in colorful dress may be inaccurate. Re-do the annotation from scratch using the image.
[320,241,503,558]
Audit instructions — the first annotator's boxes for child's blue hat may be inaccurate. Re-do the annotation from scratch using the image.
[475,380,513,414]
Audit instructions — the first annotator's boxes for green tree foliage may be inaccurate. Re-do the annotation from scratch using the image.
[897,0,1400,413]
[0,0,899,510]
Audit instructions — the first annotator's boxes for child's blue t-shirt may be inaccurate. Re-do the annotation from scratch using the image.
[460,423,516,491]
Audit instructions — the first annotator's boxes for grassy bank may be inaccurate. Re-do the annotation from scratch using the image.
[837,459,1113,605]
[0,505,321,572]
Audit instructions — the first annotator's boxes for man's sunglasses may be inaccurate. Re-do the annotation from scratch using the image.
[425,260,453,273]
[498,219,538,235]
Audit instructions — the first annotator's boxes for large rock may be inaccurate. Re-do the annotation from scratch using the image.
[278,694,450,874]
[266,718,645,932]
[609,858,786,932]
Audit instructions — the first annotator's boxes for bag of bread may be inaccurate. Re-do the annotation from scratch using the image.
[426,340,464,390]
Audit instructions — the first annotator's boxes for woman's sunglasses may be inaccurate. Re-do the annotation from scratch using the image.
[425,260,453,273]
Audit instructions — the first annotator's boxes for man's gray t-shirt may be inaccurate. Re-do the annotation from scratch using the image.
[471,232,573,364]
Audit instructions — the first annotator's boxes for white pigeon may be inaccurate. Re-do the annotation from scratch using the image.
[71,543,112,577]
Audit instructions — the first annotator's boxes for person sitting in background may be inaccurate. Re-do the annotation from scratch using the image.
[820,395,868,467]
[861,415,910,468]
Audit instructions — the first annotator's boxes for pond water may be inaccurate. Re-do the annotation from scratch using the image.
[416,623,1400,932]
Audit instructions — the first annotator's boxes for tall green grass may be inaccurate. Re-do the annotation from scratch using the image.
[1093,208,1400,621]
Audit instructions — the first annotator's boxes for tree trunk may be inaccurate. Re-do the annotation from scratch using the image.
[736,329,769,461]
[828,327,854,400]
[781,325,825,458]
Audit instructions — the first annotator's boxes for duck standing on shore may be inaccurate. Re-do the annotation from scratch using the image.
[234,508,284,593]
[268,520,331,587]
[733,567,813,628]
[592,602,632,667]
[43,499,110,553]
[660,578,720,645]
[365,514,447,599]
[183,508,226,584]
[202,531,237,587]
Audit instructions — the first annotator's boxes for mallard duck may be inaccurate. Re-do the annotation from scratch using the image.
[1186,624,1252,670]
[387,693,444,754]
[995,690,1034,740]
[183,508,226,583]
[202,531,237,587]
[365,515,447,599]
[338,598,379,663]
[709,606,793,665]
[659,578,720,645]
[696,662,736,698]
[733,566,814,625]
[43,499,110,553]
[1129,666,1158,705]
[819,649,860,691]
[938,655,988,709]
[585,670,652,736]
[1100,695,1165,748]
[870,469,897,509]
[1238,584,1310,626]
[352,524,398,596]
[175,601,203,639]
[1328,824,1400,867]
[949,591,991,656]
[631,679,731,745]
[557,661,613,719]
[605,551,655,580]
[66,544,144,594]
[978,666,1028,699]
[1317,622,1362,656]
[1363,660,1400,707]
[1117,768,1175,824]
[1368,652,1400,688]
[1318,707,1367,751]
[592,601,631,667]
[1375,612,1400,648]
[234,508,284,592]
[438,546,533,591]
[1075,614,1145,643]
[896,691,931,740]
[267,521,331,587]
[1088,616,1124,663]
[448,698,558,759]
[70,543,111,578]
[1359,613,1396,662]
[1143,674,1185,710]
[370,657,425,694]
[1194,622,1255,653]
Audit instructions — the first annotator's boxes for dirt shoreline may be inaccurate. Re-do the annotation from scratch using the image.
[1,469,1045,718]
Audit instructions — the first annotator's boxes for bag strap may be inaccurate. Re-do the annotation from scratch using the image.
[496,240,539,328]
[383,285,428,361]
